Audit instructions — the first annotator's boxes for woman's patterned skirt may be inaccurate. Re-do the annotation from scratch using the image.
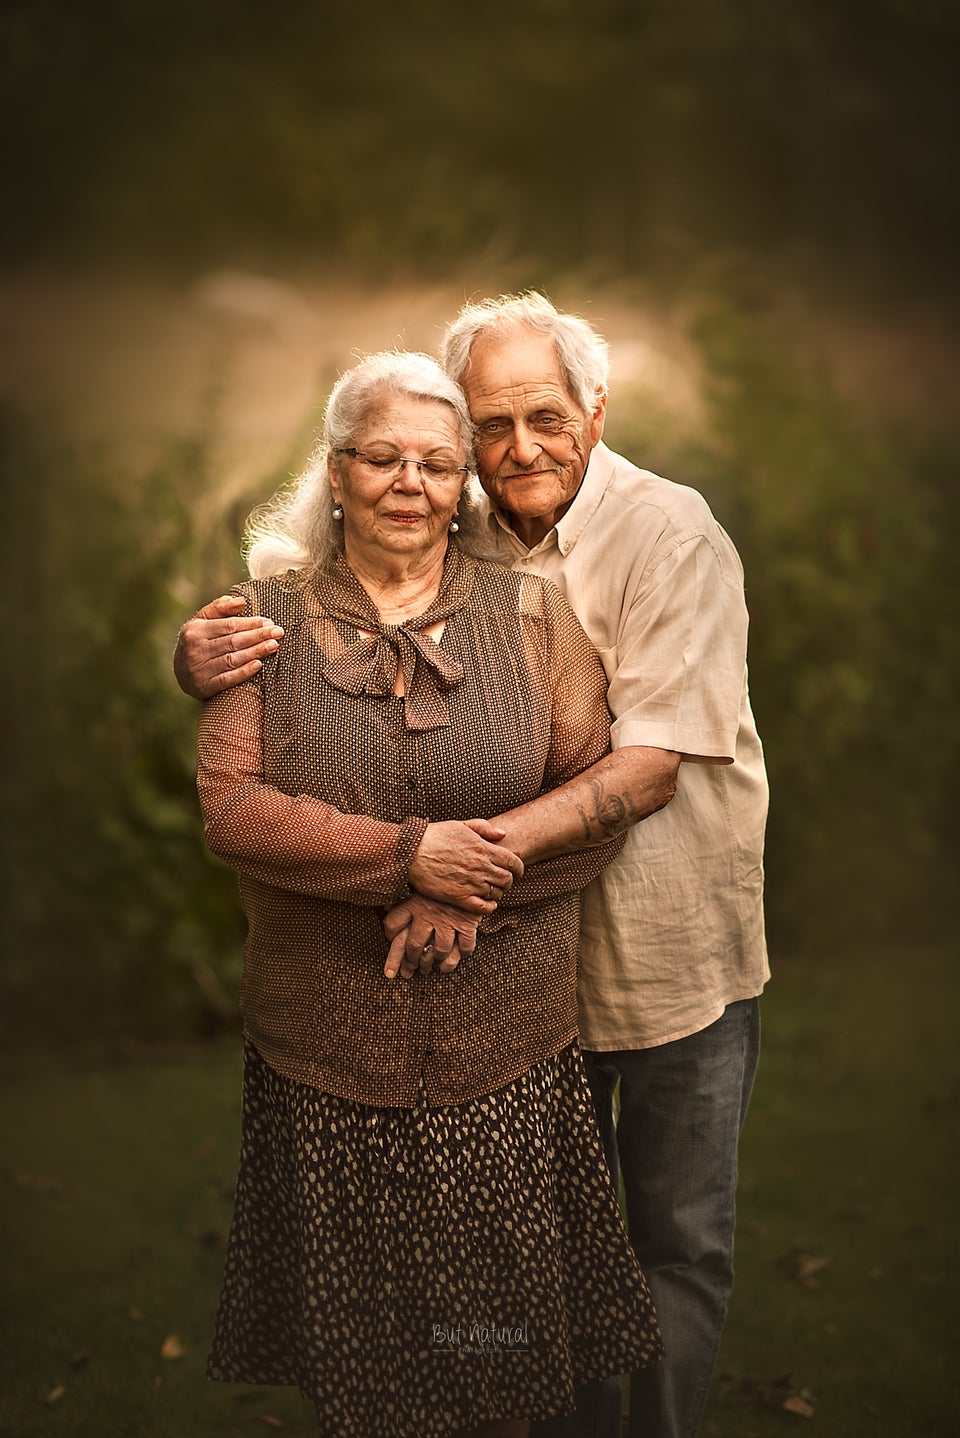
[208,1041,663,1437]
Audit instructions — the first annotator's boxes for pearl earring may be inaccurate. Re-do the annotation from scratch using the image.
[448,514,460,533]
[332,504,344,520]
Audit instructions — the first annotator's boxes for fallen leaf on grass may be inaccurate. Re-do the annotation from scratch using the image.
[715,1371,816,1418]
[161,1334,186,1360]
[783,1393,815,1417]
[778,1244,831,1288]
[774,1376,816,1419]
[43,1385,66,1406]
[797,1256,830,1287]
[253,1417,284,1429]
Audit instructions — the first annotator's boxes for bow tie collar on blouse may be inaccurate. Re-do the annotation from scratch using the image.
[315,549,475,731]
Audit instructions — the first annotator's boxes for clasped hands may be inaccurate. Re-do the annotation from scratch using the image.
[383,819,523,981]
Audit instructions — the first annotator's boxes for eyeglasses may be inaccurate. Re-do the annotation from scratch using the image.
[336,448,469,482]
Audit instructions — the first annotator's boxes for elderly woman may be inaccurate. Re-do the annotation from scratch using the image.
[196,350,661,1438]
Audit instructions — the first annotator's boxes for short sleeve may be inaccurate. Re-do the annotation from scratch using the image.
[607,526,749,762]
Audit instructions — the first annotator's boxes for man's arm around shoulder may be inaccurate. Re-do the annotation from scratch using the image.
[174,595,284,700]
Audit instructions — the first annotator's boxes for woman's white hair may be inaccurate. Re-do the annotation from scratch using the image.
[440,291,609,415]
[245,350,491,578]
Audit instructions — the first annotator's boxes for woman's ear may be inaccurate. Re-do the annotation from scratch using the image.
[327,451,342,506]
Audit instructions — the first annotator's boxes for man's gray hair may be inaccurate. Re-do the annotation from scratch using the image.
[440,292,609,415]
[245,350,489,577]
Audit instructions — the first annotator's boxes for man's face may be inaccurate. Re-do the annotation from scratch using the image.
[461,329,606,546]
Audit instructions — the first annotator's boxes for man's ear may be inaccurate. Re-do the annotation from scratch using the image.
[588,386,607,447]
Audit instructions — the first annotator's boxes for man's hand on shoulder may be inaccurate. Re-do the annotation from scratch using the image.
[173,595,284,700]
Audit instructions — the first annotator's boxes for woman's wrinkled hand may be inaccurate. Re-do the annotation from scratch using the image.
[406,819,524,913]
[382,895,482,980]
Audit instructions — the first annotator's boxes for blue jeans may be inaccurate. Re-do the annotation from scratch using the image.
[532,998,761,1438]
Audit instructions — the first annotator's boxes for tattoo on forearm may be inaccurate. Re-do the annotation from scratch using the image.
[575,778,633,840]
[596,792,628,835]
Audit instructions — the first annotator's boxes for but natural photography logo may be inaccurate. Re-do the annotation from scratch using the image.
[431,1320,530,1356]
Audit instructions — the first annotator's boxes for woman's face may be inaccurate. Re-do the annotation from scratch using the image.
[329,395,466,569]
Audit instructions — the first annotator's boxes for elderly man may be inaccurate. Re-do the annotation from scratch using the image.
[174,294,769,1438]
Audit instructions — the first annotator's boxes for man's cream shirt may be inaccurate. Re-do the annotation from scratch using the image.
[485,441,770,1049]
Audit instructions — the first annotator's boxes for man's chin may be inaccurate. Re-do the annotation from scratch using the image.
[493,474,564,510]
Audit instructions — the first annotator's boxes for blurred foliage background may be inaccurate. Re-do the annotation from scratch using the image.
[3,0,959,1045]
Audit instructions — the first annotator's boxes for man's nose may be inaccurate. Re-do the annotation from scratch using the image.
[509,423,541,467]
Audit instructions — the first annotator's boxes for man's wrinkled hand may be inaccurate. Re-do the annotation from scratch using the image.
[407,819,523,913]
[174,595,284,700]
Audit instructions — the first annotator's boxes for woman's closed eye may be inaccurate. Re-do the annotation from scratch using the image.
[419,458,457,477]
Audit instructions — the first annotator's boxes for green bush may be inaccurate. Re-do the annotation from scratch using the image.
[5,411,251,1046]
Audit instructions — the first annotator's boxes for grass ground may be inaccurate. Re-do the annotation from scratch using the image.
[1,945,956,1437]
[702,946,958,1436]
